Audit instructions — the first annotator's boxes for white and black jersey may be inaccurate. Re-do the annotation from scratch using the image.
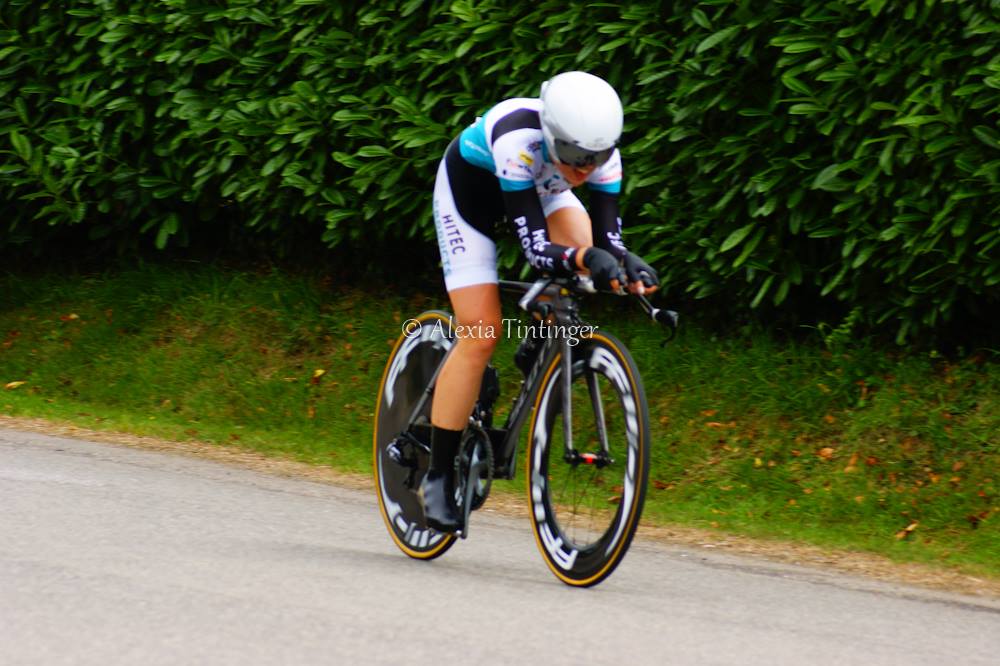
[432,97,628,291]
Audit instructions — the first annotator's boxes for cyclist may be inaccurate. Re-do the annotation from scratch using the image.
[423,71,659,532]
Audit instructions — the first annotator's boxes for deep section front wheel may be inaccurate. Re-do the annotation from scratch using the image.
[373,310,456,559]
[526,332,651,586]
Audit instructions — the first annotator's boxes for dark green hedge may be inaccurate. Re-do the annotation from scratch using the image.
[2,0,998,341]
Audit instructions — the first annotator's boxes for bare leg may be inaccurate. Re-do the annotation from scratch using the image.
[430,283,502,429]
[422,282,501,532]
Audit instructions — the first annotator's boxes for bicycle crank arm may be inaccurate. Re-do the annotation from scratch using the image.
[459,478,475,540]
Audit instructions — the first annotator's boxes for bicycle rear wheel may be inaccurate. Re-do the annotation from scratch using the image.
[526,332,650,587]
[373,310,457,559]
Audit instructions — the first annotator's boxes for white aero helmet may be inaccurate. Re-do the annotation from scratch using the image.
[539,71,623,168]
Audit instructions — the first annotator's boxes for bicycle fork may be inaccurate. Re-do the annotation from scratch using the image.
[561,338,613,468]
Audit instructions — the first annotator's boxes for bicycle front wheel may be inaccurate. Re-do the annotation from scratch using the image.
[526,332,650,587]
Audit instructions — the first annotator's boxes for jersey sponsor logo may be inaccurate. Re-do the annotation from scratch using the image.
[530,228,547,252]
[504,158,532,176]
[606,229,626,254]
[593,169,622,183]
[514,217,554,270]
[440,213,466,255]
[518,150,534,166]
[462,137,491,158]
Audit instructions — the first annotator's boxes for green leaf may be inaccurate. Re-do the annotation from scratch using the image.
[691,8,711,30]
[261,156,286,176]
[924,136,959,154]
[155,214,179,250]
[99,27,133,44]
[788,103,824,115]
[455,39,474,59]
[778,40,826,54]
[854,166,880,193]
[879,140,896,175]
[812,164,851,192]
[750,275,774,308]
[820,265,849,297]
[696,27,740,54]
[780,73,813,96]
[599,37,632,52]
[9,131,32,161]
[972,126,1000,149]
[720,223,755,253]
[773,278,790,306]
[357,145,393,158]
[852,245,875,269]
[892,115,942,127]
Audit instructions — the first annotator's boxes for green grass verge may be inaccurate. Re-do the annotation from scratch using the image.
[2,264,998,577]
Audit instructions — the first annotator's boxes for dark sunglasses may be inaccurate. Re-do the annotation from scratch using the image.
[553,138,616,168]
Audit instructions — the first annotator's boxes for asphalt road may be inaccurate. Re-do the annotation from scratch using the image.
[3,427,999,665]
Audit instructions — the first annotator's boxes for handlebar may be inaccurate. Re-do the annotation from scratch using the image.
[503,276,679,341]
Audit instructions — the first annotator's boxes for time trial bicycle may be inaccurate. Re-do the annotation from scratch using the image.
[373,275,677,587]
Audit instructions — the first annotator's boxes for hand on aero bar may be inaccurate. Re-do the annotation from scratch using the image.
[581,247,627,292]
[623,251,659,296]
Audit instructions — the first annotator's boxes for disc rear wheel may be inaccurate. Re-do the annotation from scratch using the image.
[373,311,457,559]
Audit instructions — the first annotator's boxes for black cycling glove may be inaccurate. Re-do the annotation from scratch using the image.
[623,252,660,288]
[583,247,627,291]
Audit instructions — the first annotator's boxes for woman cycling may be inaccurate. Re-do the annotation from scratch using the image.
[422,71,659,532]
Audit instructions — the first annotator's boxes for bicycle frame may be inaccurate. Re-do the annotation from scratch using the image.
[494,278,595,477]
[394,277,676,480]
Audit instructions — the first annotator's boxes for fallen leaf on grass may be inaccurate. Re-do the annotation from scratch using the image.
[967,512,990,529]
[895,522,919,540]
[310,368,326,385]
[4,381,26,390]
[818,447,836,461]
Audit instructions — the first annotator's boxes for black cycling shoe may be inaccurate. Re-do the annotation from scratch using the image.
[420,469,461,533]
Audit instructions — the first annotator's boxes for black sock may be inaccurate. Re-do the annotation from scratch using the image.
[430,425,462,473]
